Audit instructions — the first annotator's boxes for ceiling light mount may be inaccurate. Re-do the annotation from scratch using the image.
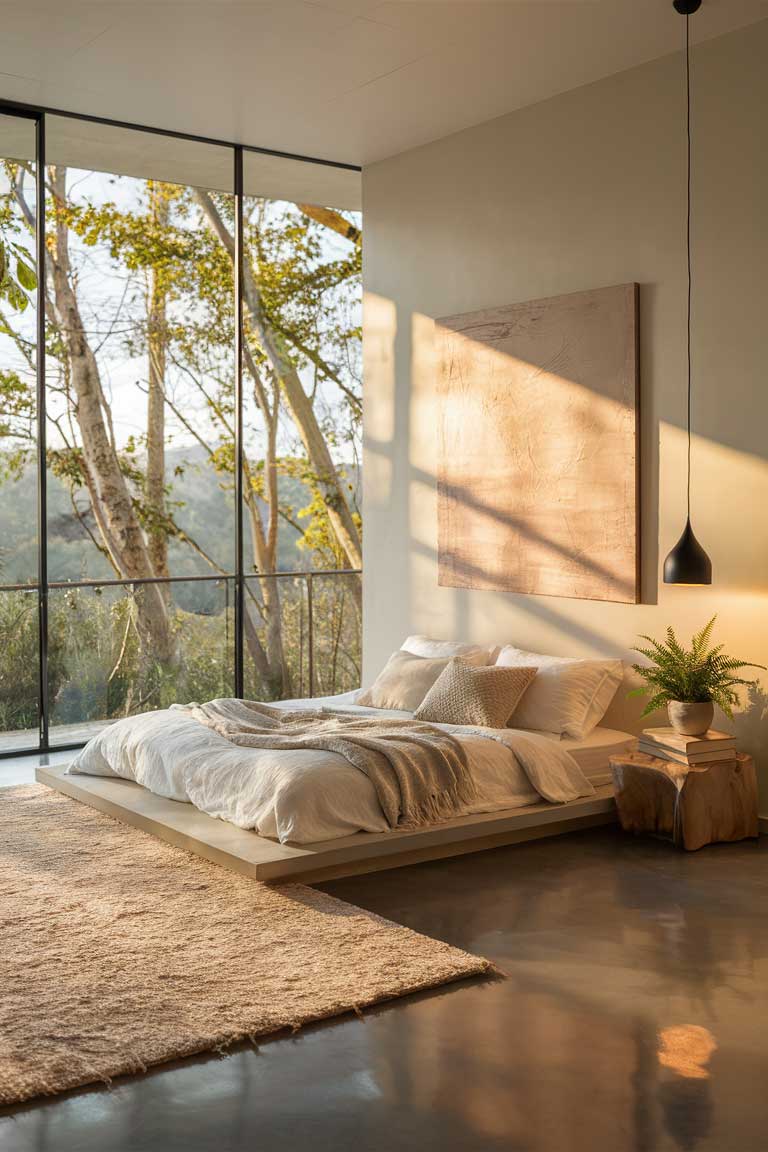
[673,0,701,14]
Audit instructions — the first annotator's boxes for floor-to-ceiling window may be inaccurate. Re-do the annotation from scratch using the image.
[0,105,361,755]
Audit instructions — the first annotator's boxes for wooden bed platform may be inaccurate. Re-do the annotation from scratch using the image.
[36,765,617,883]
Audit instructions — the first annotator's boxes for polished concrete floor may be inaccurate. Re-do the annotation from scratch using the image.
[0,748,72,787]
[1,760,767,1151]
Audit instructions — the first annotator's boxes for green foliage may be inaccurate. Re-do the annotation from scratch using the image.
[0,240,36,313]
[47,446,87,487]
[0,590,42,732]
[0,242,36,313]
[0,160,363,730]
[0,161,37,314]
[309,574,361,696]
[0,370,35,480]
[630,615,765,719]
[14,255,36,292]
[0,580,359,734]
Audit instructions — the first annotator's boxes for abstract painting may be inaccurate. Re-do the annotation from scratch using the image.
[437,283,639,603]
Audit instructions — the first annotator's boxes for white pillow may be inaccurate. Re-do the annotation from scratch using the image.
[401,634,494,666]
[495,646,623,739]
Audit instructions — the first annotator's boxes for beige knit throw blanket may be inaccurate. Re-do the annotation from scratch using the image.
[186,699,476,829]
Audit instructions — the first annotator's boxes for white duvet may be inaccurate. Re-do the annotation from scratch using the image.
[69,692,596,845]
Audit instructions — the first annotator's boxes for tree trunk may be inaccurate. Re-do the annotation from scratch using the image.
[48,166,175,666]
[243,480,292,698]
[242,350,292,697]
[194,190,363,576]
[146,182,169,601]
[296,204,361,246]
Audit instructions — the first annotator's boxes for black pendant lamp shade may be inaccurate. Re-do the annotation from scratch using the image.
[663,0,712,585]
[663,517,712,585]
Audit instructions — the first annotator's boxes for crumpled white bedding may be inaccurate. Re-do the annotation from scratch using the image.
[69,691,596,844]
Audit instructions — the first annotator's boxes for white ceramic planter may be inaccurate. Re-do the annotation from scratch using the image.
[667,700,714,736]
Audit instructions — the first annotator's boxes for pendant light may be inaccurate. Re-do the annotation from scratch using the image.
[663,0,712,585]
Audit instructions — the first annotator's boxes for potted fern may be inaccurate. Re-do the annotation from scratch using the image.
[630,616,764,735]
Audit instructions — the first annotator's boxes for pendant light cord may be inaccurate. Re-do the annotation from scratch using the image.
[685,11,692,520]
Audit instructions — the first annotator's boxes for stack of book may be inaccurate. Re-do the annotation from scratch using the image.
[639,727,736,766]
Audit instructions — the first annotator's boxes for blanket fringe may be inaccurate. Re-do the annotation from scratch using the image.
[400,776,477,829]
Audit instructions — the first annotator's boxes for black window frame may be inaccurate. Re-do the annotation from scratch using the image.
[0,99,361,757]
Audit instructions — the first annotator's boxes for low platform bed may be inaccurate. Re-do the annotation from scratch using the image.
[36,764,617,883]
[37,675,635,880]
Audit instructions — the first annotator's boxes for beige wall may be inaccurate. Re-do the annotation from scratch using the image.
[361,20,768,800]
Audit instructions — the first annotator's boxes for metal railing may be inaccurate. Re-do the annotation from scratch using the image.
[0,569,361,758]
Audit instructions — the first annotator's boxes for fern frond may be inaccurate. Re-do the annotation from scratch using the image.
[691,615,716,660]
[636,634,673,658]
[665,625,687,663]
[716,657,766,672]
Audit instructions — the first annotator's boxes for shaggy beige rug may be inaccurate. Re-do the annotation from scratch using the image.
[0,785,491,1106]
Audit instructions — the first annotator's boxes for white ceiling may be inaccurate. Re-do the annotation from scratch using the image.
[1,0,767,168]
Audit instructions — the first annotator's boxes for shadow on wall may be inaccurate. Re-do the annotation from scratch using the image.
[368,293,768,604]
[363,292,412,645]
[437,473,637,602]
[412,287,662,605]
[433,297,768,599]
[363,295,768,770]
[365,426,767,738]
[373,499,664,733]
[365,448,638,603]
[734,682,768,774]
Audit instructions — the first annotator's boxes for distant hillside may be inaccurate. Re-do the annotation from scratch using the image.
[0,444,360,601]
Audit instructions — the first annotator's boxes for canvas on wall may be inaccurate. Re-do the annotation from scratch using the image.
[437,283,639,603]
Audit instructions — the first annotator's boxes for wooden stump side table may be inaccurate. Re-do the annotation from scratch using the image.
[609,752,758,851]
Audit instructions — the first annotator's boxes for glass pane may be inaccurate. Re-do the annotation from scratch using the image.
[48,578,234,746]
[244,574,308,702]
[47,117,232,193]
[0,114,39,751]
[0,587,39,752]
[44,118,236,708]
[0,113,38,587]
[241,151,362,703]
[243,152,360,210]
[310,572,361,697]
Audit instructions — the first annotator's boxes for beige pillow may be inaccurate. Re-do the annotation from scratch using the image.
[357,650,450,712]
[414,658,537,728]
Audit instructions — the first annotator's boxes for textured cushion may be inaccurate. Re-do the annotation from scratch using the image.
[400,635,494,666]
[357,651,450,712]
[414,658,537,728]
[496,646,624,739]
